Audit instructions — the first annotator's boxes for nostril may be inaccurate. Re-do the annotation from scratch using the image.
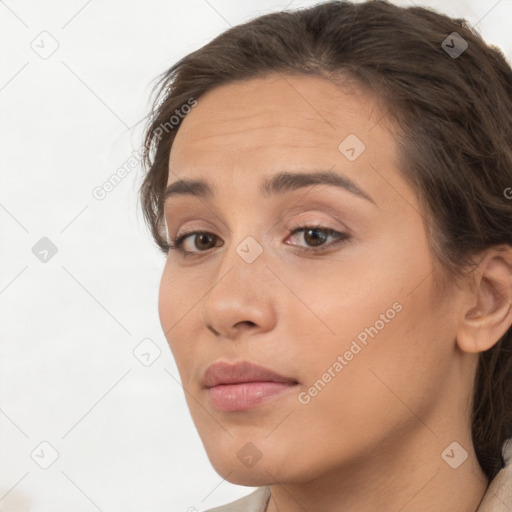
[235,321,257,328]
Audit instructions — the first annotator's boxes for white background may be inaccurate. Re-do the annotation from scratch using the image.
[1,0,511,511]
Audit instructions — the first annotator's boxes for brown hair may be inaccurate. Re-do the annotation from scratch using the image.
[138,0,512,481]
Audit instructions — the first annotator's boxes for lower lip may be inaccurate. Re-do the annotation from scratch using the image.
[208,381,297,412]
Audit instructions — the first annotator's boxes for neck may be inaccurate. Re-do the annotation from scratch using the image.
[265,429,489,512]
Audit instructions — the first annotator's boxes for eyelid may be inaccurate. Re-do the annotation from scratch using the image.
[169,206,350,235]
[169,212,345,243]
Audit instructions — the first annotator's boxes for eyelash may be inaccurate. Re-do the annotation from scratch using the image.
[167,223,350,257]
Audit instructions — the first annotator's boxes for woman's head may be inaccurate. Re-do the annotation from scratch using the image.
[139,0,512,486]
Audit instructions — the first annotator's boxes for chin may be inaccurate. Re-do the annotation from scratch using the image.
[218,468,274,487]
[204,443,308,486]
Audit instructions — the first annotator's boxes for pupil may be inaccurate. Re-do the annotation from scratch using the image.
[306,228,325,246]
[197,233,212,249]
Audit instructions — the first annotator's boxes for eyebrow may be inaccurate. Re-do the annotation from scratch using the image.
[163,170,377,207]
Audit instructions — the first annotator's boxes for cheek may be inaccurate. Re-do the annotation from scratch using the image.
[157,265,195,364]
[286,290,450,471]
[287,228,450,405]
[158,261,199,326]
[157,266,173,335]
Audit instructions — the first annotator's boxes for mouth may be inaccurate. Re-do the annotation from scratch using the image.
[201,360,299,412]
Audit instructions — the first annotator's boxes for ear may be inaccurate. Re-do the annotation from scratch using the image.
[457,245,512,354]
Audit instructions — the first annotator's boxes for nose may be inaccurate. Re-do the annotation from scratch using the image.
[200,245,277,339]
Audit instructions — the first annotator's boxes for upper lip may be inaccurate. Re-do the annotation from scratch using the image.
[201,360,298,388]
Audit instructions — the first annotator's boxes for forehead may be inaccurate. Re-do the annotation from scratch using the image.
[165,74,405,218]
[169,73,392,168]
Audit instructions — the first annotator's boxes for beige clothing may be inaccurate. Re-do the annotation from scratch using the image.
[205,438,512,511]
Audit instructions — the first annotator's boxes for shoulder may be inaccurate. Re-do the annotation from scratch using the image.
[477,438,512,511]
[203,487,271,512]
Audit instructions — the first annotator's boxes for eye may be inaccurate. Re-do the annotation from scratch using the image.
[168,223,350,257]
[286,223,349,250]
[169,231,221,255]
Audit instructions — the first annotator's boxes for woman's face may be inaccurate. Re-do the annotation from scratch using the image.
[158,74,472,485]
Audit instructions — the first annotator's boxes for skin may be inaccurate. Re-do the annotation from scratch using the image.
[158,74,512,512]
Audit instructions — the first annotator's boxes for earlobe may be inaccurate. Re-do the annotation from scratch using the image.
[457,246,512,354]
